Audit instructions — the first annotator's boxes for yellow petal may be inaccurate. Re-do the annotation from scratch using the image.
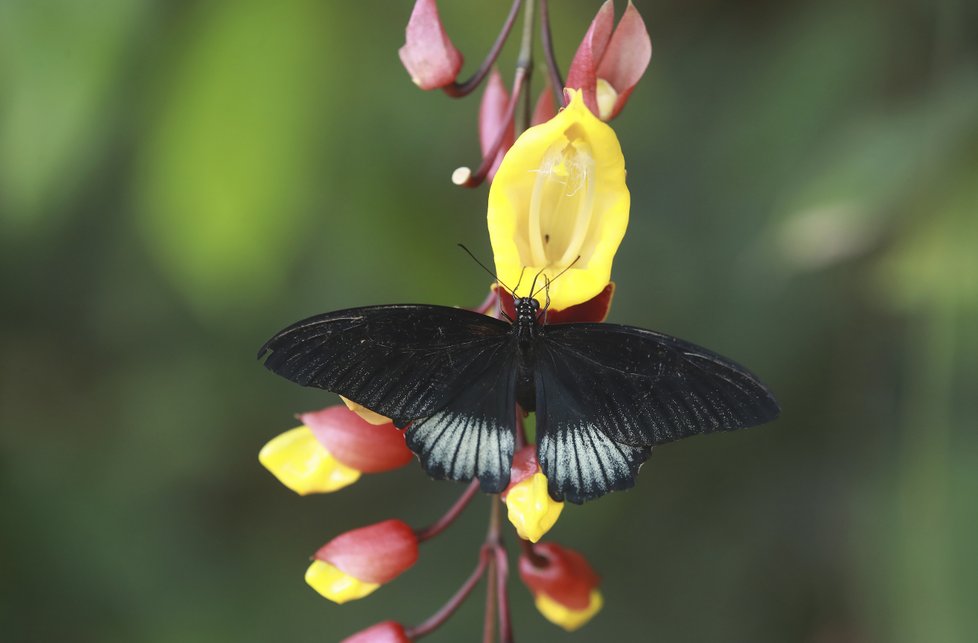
[304,560,379,604]
[488,89,629,311]
[535,589,603,632]
[340,396,392,425]
[504,473,564,543]
[259,426,361,495]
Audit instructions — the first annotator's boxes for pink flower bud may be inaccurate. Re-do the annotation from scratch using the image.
[519,542,599,610]
[341,621,412,643]
[300,405,413,474]
[566,1,652,120]
[478,69,515,182]
[316,519,419,584]
[398,0,464,90]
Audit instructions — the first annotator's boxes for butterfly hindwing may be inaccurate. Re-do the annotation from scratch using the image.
[535,350,652,504]
[258,305,512,426]
[406,342,518,493]
[538,323,781,447]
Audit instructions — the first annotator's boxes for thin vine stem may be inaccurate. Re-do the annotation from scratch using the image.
[483,497,502,643]
[405,548,491,639]
[443,0,525,98]
[452,67,528,188]
[455,0,536,189]
[518,537,548,568]
[539,0,566,106]
[415,479,481,542]
[514,0,536,133]
[495,544,513,643]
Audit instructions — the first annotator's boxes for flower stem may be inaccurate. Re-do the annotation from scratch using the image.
[483,497,501,643]
[539,0,565,107]
[453,69,528,188]
[483,553,497,643]
[405,548,490,639]
[443,0,524,98]
[518,537,548,568]
[514,0,536,134]
[415,479,481,542]
[495,545,514,643]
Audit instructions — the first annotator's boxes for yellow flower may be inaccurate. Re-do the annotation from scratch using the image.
[304,560,380,604]
[258,426,361,495]
[487,90,629,311]
[504,468,564,543]
[535,589,604,631]
[259,406,413,495]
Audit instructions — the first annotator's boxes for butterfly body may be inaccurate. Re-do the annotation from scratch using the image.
[512,297,543,411]
[259,298,779,504]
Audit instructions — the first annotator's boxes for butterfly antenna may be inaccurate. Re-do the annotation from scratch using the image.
[528,266,547,299]
[512,266,528,293]
[457,244,514,295]
[531,256,581,299]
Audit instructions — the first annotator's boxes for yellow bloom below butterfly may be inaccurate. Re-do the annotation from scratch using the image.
[487,89,629,311]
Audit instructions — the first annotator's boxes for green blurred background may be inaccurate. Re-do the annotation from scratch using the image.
[2,0,976,641]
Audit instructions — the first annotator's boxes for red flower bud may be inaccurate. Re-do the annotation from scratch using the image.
[300,406,413,473]
[478,69,515,182]
[316,519,419,584]
[565,0,652,121]
[519,542,599,610]
[398,0,463,90]
[496,283,615,324]
[341,621,412,643]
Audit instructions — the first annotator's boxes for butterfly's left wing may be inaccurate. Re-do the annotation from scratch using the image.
[534,322,778,503]
[534,343,652,504]
[537,323,781,448]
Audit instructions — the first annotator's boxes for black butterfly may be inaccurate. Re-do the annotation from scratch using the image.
[258,296,779,504]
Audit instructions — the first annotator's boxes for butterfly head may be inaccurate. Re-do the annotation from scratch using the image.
[514,297,541,327]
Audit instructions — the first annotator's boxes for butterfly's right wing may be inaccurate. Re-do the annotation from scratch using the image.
[258,305,512,426]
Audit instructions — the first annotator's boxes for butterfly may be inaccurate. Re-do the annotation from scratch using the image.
[258,282,780,504]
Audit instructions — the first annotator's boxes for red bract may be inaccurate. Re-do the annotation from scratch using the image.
[565,0,652,121]
[519,542,600,610]
[300,406,413,473]
[341,621,412,643]
[316,519,419,584]
[496,283,615,324]
[479,69,515,182]
[502,445,539,497]
[398,0,464,90]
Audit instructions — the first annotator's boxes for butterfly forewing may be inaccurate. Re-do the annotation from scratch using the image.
[538,323,781,447]
[258,305,512,426]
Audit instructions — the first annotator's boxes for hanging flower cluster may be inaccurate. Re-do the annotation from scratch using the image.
[260,1,651,640]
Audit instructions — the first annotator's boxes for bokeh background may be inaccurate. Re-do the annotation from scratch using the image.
[2,0,976,641]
